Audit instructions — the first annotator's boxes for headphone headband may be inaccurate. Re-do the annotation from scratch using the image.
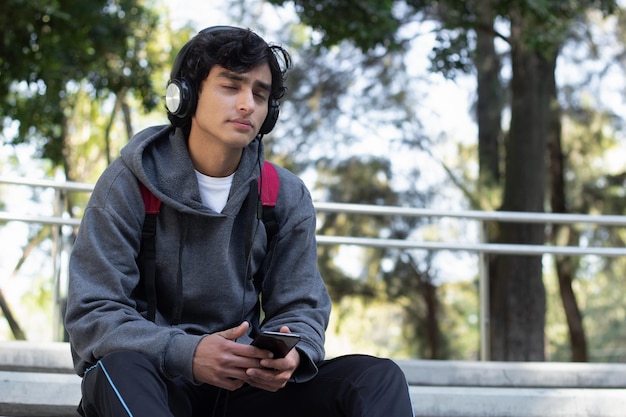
[165,26,280,135]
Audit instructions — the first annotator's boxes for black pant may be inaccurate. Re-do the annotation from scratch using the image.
[79,351,414,417]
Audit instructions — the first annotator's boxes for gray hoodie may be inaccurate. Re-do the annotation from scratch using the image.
[65,125,330,383]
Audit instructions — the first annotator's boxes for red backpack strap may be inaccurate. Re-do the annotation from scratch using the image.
[137,181,161,322]
[259,161,279,207]
[258,161,280,244]
[139,182,162,214]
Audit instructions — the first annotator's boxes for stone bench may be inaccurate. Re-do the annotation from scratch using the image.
[1,341,626,417]
[398,359,626,416]
[0,341,80,417]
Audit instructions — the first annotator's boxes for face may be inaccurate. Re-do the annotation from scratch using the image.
[190,63,272,151]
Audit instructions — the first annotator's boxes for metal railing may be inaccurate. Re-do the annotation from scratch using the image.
[3,176,626,255]
[2,176,626,359]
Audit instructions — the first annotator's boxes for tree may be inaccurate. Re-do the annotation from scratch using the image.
[312,155,457,358]
[266,0,620,360]
[314,157,396,299]
[0,0,169,339]
[0,0,162,173]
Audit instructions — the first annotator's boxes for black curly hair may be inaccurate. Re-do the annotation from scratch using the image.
[167,26,291,129]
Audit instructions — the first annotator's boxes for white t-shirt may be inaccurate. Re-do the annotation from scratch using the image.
[194,170,235,213]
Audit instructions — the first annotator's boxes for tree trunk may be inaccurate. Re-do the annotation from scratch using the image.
[0,289,26,340]
[555,235,588,361]
[122,98,134,141]
[104,90,125,166]
[421,280,441,359]
[490,14,557,361]
[547,72,588,362]
[475,1,504,195]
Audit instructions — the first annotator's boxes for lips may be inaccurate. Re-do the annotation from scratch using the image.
[231,118,253,129]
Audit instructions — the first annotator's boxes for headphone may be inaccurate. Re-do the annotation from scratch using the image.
[165,26,280,136]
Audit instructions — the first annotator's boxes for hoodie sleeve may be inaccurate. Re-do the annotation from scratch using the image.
[257,169,331,382]
[64,162,202,381]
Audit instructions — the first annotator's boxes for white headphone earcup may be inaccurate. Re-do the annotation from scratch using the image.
[165,82,182,114]
[165,78,195,120]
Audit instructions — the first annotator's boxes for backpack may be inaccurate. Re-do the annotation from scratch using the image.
[137,161,280,322]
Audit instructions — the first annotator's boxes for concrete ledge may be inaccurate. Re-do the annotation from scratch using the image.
[0,371,81,417]
[0,341,73,374]
[408,386,626,417]
[2,342,626,417]
[396,358,626,388]
[4,341,626,388]
[2,370,626,417]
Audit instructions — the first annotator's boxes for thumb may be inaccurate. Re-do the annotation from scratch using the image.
[279,325,291,334]
[218,321,250,341]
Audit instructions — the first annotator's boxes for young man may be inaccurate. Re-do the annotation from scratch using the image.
[65,26,414,417]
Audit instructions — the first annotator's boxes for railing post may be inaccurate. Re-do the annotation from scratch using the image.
[479,220,490,361]
[51,182,64,342]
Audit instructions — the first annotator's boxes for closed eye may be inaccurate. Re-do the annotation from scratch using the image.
[254,91,268,102]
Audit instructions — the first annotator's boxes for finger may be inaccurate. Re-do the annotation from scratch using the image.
[248,345,275,360]
[217,321,249,341]
[259,355,290,370]
[247,365,290,384]
[246,369,289,392]
[259,345,299,370]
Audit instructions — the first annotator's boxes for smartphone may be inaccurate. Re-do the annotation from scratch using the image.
[251,331,301,358]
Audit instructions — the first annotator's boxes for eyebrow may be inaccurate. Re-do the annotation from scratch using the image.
[217,70,271,93]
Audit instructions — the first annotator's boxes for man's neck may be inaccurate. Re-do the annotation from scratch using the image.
[187,136,243,178]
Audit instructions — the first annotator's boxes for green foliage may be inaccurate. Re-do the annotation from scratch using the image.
[315,157,397,300]
[326,296,410,358]
[267,0,400,50]
[0,0,172,341]
[546,254,626,362]
[311,154,473,358]
[274,0,625,361]
[582,256,626,361]
[416,0,619,77]
[2,0,624,358]
[438,280,480,359]
[429,30,473,80]
[0,0,162,164]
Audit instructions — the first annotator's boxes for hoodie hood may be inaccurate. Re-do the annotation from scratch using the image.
[120,125,264,216]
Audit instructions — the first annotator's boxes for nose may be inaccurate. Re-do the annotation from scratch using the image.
[237,90,255,115]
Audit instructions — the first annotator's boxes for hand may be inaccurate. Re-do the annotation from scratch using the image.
[245,326,301,392]
[192,322,272,391]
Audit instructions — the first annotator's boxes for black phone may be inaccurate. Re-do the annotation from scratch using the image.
[251,331,301,358]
